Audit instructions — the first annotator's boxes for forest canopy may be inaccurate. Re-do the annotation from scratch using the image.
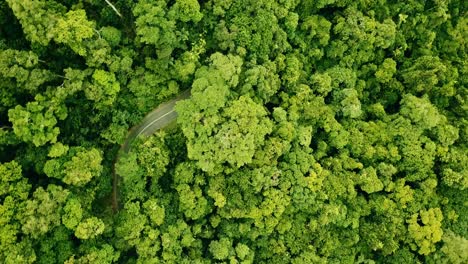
[0,0,467,263]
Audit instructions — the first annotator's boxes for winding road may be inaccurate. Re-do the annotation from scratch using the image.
[112,90,191,211]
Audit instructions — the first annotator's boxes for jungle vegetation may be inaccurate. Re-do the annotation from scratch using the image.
[0,0,467,263]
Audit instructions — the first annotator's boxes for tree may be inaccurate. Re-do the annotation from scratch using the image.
[177,53,275,174]
[62,198,83,230]
[74,217,105,240]
[20,185,70,238]
[209,238,232,260]
[84,69,120,109]
[133,0,188,58]
[0,161,34,262]
[407,208,444,255]
[439,230,468,264]
[169,0,203,23]
[5,0,61,45]
[52,9,95,56]
[64,244,119,264]
[44,146,103,186]
[8,94,66,147]
[1,0,466,262]
[0,49,54,92]
[400,94,443,130]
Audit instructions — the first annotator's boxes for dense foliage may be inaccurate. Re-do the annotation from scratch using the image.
[0,0,467,263]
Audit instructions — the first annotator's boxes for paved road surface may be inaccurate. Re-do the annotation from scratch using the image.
[121,90,191,153]
[112,90,191,211]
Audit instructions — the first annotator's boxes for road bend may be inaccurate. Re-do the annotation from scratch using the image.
[112,90,191,212]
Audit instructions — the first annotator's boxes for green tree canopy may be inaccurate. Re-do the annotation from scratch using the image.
[0,0,466,262]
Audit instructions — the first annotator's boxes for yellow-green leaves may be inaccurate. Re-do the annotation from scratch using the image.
[0,161,29,200]
[440,146,468,190]
[74,217,105,240]
[134,0,173,47]
[401,56,448,93]
[44,147,103,186]
[400,94,442,130]
[0,161,32,262]
[375,58,397,83]
[1,0,467,262]
[241,60,280,102]
[177,53,266,173]
[21,185,70,238]
[235,243,251,260]
[53,10,95,56]
[133,0,201,58]
[181,94,273,173]
[8,96,63,147]
[100,26,122,47]
[169,0,203,23]
[215,96,272,165]
[440,231,468,264]
[63,148,103,186]
[359,167,384,194]
[64,244,119,264]
[310,72,333,96]
[0,49,54,92]
[85,69,120,109]
[337,88,362,119]
[301,15,332,46]
[6,1,96,55]
[5,0,59,45]
[48,142,69,158]
[407,208,444,255]
[209,238,232,260]
[143,199,165,226]
[134,133,170,179]
[62,198,83,230]
[115,202,147,246]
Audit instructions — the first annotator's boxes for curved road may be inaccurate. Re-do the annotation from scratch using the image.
[112,90,191,211]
